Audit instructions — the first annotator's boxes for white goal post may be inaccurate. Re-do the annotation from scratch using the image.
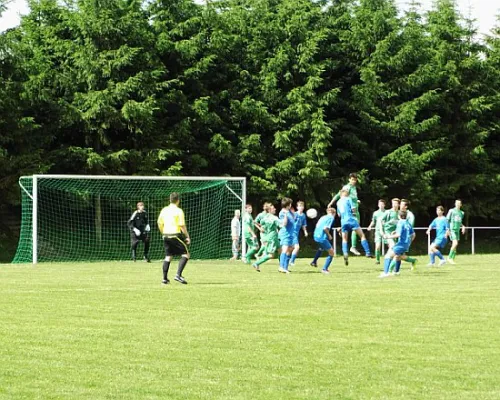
[14,175,246,264]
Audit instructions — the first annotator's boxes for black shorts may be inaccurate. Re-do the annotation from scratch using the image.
[131,232,149,245]
[163,235,188,256]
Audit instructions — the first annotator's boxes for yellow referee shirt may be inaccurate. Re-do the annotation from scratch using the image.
[158,204,186,235]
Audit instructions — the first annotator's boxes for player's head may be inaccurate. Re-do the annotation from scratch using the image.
[400,199,410,211]
[398,210,408,220]
[349,173,358,186]
[137,201,145,212]
[234,209,241,218]
[245,204,253,214]
[297,201,305,212]
[378,199,386,210]
[326,207,336,216]
[455,199,462,209]
[436,205,444,216]
[170,192,180,205]
[269,205,276,215]
[263,202,271,212]
[392,198,400,210]
[340,188,349,197]
[281,197,292,209]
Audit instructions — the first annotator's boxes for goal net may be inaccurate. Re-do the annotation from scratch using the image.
[13,175,245,264]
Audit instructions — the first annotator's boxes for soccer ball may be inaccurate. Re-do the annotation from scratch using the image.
[306,208,318,219]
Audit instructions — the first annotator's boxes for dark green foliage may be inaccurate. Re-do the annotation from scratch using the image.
[1,0,500,246]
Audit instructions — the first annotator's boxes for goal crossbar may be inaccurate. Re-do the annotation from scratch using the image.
[30,175,246,181]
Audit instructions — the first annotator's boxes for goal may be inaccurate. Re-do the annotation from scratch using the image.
[13,175,246,264]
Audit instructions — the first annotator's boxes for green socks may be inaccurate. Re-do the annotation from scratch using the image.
[352,232,358,248]
[376,250,381,263]
[255,254,271,266]
[449,250,456,260]
[256,246,265,257]
[246,248,257,263]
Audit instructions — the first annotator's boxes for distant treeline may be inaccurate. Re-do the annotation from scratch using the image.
[1,0,500,227]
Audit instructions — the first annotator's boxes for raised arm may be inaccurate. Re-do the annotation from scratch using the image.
[328,191,341,207]
[127,211,137,230]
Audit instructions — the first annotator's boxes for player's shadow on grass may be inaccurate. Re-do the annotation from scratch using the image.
[419,270,451,276]
[289,270,323,274]
[333,269,378,274]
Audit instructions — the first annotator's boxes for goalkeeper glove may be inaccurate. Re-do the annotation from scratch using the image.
[133,228,141,237]
[145,224,151,232]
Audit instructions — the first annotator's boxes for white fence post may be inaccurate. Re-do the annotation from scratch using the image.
[471,228,475,255]
[333,231,337,255]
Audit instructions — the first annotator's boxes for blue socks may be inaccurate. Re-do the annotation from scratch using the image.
[361,239,371,255]
[279,252,291,270]
[312,249,322,264]
[280,252,287,268]
[342,242,348,256]
[323,255,333,271]
[430,252,436,264]
[435,250,444,260]
[394,260,402,273]
[290,253,298,264]
[384,258,391,274]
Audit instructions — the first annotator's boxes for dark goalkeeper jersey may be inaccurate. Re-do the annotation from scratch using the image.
[128,211,149,233]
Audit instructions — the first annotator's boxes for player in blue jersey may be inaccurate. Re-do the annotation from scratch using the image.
[426,206,450,267]
[379,210,417,278]
[336,189,373,266]
[310,207,336,274]
[278,198,295,273]
[290,201,308,267]
[329,173,361,255]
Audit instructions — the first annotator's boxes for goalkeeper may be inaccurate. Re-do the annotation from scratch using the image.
[127,201,151,262]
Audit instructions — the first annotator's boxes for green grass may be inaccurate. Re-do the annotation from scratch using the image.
[1,255,499,399]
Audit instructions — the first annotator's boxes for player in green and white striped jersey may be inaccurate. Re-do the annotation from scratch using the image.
[446,199,466,264]
[242,204,258,264]
[367,199,386,265]
[381,198,400,250]
[252,205,281,272]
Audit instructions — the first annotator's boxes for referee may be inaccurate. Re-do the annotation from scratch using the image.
[157,192,191,285]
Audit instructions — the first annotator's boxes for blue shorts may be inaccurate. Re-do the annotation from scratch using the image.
[279,233,293,247]
[291,232,300,246]
[341,218,360,233]
[314,237,332,251]
[433,237,448,249]
[393,244,409,256]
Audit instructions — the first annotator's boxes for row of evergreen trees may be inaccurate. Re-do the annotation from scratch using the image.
[1,0,499,225]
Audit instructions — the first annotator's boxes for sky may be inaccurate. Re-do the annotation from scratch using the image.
[0,0,498,36]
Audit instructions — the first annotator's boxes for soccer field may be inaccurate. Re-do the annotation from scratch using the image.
[1,256,499,399]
